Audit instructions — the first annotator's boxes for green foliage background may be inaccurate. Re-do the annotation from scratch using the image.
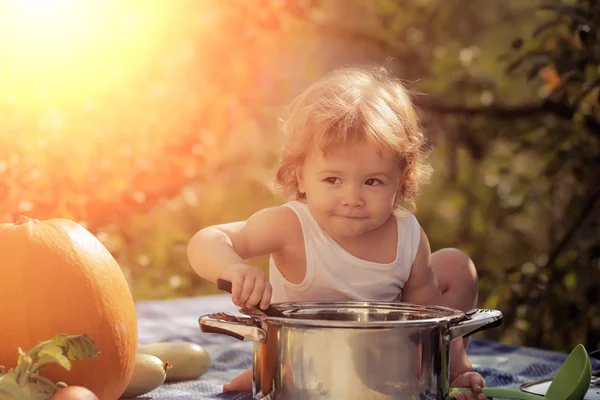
[1,0,598,352]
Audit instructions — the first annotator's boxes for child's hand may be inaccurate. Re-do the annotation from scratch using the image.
[450,370,488,400]
[220,264,272,310]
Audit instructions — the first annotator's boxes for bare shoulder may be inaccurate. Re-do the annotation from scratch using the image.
[262,204,301,225]
[215,205,297,231]
[245,205,301,237]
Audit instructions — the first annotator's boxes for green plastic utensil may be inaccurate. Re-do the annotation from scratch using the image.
[449,344,592,400]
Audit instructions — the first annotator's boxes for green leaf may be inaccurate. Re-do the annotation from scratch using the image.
[45,334,100,361]
[26,334,100,376]
[37,347,71,372]
[533,18,563,38]
[564,272,577,290]
[537,4,588,23]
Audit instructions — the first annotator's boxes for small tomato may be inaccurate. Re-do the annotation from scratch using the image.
[50,386,99,400]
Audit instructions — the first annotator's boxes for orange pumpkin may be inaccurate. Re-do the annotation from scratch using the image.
[0,216,137,400]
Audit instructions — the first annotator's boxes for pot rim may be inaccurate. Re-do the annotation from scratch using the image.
[241,300,467,328]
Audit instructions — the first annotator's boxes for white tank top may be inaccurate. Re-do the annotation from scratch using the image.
[269,200,421,303]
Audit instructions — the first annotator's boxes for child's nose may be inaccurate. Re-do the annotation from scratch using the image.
[342,186,364,208]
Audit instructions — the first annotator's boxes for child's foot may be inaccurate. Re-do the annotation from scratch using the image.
[223,369,253,392]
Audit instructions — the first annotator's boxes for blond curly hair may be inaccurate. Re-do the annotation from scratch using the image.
[274,66,432,211]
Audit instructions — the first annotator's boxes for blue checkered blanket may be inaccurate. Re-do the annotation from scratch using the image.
[135,294,598,399]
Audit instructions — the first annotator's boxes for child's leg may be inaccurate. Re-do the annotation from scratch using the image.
[223,368,253,392]
[430,248,479,346]
[431,248,479,311]
[432,248,486,392]
[224,325,277,393]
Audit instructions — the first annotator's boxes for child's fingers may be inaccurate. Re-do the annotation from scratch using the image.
[469,374,487,400]
[260,282,272,310]
[239,276,256,305]
[464,391,480,400]
[453,391,465,400]
[469,374,485,391]
[246,279,265,308]
[230,277,244,305]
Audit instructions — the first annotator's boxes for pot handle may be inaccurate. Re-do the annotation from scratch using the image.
[443,309,503,344]
[199,312,268,342]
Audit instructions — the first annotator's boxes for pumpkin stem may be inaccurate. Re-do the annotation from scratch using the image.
[25,341,49,361]
[29,374,60,391]
[15,216,40,225]
[14,352,33,386]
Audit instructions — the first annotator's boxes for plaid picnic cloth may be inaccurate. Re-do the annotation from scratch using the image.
[135,294,599,399]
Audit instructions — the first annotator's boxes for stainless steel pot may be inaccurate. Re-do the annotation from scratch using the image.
[199,302,502,400]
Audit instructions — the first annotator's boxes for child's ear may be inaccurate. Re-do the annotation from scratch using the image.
[398,168,410,197]
[296,166,306,194]
[400,168,410,183]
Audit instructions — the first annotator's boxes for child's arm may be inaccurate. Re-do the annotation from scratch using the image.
[186,205,298,309]
[402,230,485,399]
[401,228,441,306]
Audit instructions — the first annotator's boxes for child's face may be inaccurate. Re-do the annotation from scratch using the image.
[298,140,402,239]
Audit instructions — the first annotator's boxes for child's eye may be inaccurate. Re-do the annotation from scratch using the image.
[324,177,341,184]
[365,178,383,186]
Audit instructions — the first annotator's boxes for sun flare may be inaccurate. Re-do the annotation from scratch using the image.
[0,1,178,112]
[10,0,81,21]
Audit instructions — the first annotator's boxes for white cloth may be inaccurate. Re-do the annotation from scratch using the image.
[269,200,421,303]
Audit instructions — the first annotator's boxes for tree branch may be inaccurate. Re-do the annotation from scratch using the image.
[415,98,544,117]
[514,177,600,308]
[543,180,600,273]
[415,98,600,138]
